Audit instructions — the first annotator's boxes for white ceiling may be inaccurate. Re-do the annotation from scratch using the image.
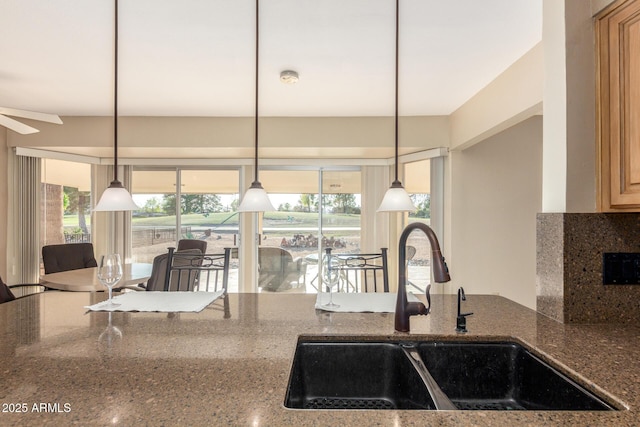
[1,0,542,119]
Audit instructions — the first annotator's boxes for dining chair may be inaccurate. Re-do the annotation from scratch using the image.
[41,243,98,274]
[163,247,231,293]
[324,247,389,293]
[0,275,44,304]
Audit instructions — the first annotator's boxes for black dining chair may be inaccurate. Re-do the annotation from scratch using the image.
[41,243,98,274]
[0,275,44,304]
[324,247,389,293]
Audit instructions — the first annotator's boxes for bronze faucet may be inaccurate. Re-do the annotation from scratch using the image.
[395,222,451,332]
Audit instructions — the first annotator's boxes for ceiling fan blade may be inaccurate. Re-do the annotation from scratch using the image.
[0,114,40,134]
[0,107,63,124]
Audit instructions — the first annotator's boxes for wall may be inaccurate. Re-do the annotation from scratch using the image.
[40,184,64,246]
[542,0,599,213]
[450,116,542,310]
[6,115,450,158]
[449,43,543,151]
[592,0,618,14]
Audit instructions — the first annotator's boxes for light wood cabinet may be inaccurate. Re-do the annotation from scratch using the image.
[597,0,640,211]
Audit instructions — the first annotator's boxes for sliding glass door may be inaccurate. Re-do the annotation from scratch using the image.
[259,168,361,293]
[130,168,240,291]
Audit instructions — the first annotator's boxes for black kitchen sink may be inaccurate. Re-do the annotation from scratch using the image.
[416,341,614,410]
[284,341,436,410]
[284,339,616,411]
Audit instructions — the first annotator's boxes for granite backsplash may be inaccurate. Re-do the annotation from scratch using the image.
[537,213,640,323]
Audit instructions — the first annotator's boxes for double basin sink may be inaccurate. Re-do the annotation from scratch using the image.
[284,338,616,411]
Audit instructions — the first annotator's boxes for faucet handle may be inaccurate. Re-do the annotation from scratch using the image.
[425,284,431,314]
[456,286,473,332]
[457,287,473,317]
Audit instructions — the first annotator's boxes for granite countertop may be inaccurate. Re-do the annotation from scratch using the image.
[0,291,638,426]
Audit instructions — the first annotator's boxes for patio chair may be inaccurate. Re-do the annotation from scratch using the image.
[144,248,203,291]
[324,247,389,293]
[258,247,307,292]
[177,239,207,253]
[405,245,425,293]
[42,243,98,274]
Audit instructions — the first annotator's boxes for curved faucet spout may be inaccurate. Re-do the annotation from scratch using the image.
[395,222,450,332]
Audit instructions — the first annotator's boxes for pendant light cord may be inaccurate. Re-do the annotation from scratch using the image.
[253,0,260,184]
[393,0,399,184]
[113,0,120,183]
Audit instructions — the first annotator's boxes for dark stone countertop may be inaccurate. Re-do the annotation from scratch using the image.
[0,291,638,426]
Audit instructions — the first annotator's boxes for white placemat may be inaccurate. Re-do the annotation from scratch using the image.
[85,291,224,313]
[315,292,420,312]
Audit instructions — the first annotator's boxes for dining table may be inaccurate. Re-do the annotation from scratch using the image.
[40,263,152,292]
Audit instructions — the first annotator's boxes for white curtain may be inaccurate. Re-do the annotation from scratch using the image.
[10,153,41,283]
[361,165,391,254]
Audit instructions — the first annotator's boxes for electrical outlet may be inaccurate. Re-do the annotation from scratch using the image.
[603,253,640,285]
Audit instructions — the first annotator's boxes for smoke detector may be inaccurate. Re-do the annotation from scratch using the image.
[280,70,299,84]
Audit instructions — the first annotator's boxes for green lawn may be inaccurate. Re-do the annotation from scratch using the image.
[64,211,424,229]
[128,211,360,228]
[63,215,90,227]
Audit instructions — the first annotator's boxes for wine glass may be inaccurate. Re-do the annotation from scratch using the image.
[98,254,123,308]
[322,256,340,309]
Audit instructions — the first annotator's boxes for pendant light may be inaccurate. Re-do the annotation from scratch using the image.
[377,0,416,212]
[237,0,275,212]
[94,0,139,212]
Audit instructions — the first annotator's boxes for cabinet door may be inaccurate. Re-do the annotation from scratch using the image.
[597,0,640,210]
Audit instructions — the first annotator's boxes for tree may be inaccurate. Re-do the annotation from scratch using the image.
[230,197,239,212]
[63,186,90,234]
[162,194,222,215]
[410,193,430,218]
[162,194,177,215]
[278,203,292,212]
[142,197,162,213]
[181,194,222,214]
[321,194,332,213]
[299,194,316,212]
[331,193,357,214]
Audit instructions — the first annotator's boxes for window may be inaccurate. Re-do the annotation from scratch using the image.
[403,159,432,294]
[259,168,361,293]
[131,168,240,291]
[41,159,92,245]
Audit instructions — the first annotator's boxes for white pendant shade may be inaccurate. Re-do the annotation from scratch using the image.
[237,183,275,212]
[377,183,416,212]
[94,183,140,211]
